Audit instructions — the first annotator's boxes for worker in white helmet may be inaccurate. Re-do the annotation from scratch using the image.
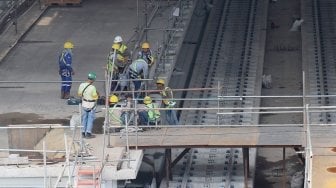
[107,35,130,73]
[107,36,130,91]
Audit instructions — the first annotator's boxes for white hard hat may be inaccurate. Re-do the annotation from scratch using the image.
[114,36,123,43]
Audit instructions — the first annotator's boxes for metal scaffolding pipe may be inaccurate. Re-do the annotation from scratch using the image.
[109,124,304,129]
[1,124,72,129]
[0,78,153,84]
[0,148,66,153]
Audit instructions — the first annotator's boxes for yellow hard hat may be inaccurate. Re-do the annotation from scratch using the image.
[109,95,119,103]
[141,42,150,49]
[112,43,120,50]
[156,79,165,85]
[64,41,74,49]
[143,96,152,104]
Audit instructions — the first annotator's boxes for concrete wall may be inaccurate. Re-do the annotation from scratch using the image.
[8,125,49,157]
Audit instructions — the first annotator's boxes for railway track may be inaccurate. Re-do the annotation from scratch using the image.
[303,0,336,124]
[168,0,267,187]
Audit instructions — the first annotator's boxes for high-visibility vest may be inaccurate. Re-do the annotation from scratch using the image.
[109,104,122,126]
[116,44,128,62]
[146,103,160,122]
[160,87,176,107]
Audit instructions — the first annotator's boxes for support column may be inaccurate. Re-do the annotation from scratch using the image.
[165,149,172,180]
[282,147,286,188]
[243,147,249,188]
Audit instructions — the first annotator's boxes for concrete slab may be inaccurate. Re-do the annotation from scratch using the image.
[0,0,178,122]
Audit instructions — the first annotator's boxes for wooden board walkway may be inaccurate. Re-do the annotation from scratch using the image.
[309,125,336,188]
[110,126,304,148]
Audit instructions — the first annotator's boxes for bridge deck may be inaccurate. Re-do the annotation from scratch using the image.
[110,126,304,148]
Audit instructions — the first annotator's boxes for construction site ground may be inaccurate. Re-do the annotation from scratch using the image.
[0,0,306,187]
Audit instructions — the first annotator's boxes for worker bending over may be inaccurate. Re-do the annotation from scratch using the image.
[128,55,149,98]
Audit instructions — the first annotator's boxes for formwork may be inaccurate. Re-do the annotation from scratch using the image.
[43,0,82,6]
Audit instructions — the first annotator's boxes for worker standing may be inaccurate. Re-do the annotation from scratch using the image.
[138,96,160,126]
[128,55,149,98]
[108,36,130,73]
[156,79,179,125]
[107,36,130,91]
[58,41,75,99]
[78,72,99,138]
[139,42,155,67]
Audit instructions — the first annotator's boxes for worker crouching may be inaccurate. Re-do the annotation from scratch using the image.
[108,95,131,132]
[138,96,160,126]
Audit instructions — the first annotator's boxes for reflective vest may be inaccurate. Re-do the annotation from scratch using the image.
[146,103,160,122]
[107,44,128,71]
[160,87,176,107]
[116,44,128,62]
[109,104,122,126]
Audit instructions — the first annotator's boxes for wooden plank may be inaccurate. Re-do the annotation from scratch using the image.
[44,0,82,6]
[111,126,304,148]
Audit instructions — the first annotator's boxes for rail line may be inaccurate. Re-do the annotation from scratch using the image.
[304,0,336,123]
[168,0,267,187]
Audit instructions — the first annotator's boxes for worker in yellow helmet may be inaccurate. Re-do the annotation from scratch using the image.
[108,94,132,132]
[138,96,160,126]
[138,42,155,67]
[108,95,123,132]
[156,78,178,125]
[58,41,75,99]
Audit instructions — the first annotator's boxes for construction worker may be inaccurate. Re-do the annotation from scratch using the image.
[108,95,126,132]
[58,41,75,99]
[127,54,149,98]
[156,79,179,125]
[108,36,130,73]
[78,72,99,138]
[138,96,160,126]
[139,42,155,67]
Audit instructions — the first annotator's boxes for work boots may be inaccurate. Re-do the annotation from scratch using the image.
[60,91,65,99]
[63,92,70,99]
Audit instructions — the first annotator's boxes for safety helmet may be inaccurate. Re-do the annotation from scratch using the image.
[64,41,74,49]
[143,96,152,104]
[141,42,150,49]
[109,95,119,103]
[114,36,123,43]
[87,72,97,81]
[156,79,165,85]
[112,43,120,50]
